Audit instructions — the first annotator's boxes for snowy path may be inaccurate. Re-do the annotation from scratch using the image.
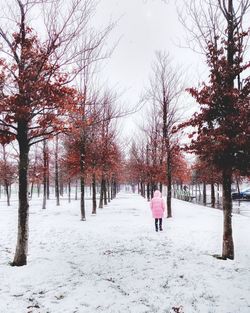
[1,193,250,313]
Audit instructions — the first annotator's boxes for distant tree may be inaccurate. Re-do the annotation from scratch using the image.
[97,93,120,209]
[127,140,148,197]
[87,121,103,214]
[139,103,165,200]
[0,143,17,206]
[192,158,222,207]
[171,149,191,188]
[29,143,43,198]
[142,51,183,216]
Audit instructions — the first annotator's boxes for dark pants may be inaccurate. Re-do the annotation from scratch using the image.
[155,218,162,231]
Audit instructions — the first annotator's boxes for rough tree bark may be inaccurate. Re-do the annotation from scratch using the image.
[12,122,30,266]
[222,167,234,259]
[80,143,86,220]
[99,177,105,208]
[75,179,78,200]
[211,183,215,208]
[55,134,60,206]
[68,179,71,203]
[103,178,107,205]
[92,172,97,214]
[42,140,47,210]
[107,180,111,202]
[166,151,172,218]
[203,182,206,205]
[2,145,10,206]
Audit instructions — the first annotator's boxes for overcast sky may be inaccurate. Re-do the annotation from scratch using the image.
[0,0,206,139]
[93,0,205,137]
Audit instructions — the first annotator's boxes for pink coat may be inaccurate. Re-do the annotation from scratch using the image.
[150,190,165,218]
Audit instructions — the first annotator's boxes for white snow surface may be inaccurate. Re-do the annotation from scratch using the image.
[1,192,250,313]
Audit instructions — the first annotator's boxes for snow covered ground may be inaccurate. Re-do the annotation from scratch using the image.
[1,192,250,313]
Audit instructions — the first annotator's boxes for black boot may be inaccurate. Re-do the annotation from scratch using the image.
[159,218,163,231]
[155,219,159,232]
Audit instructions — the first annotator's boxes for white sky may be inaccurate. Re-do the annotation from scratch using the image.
[0,0,206,139]
[93,0,206,137]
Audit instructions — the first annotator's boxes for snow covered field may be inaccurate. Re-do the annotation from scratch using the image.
[1,193,250,313]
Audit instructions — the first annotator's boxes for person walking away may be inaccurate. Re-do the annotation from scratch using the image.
[150,190,166,232]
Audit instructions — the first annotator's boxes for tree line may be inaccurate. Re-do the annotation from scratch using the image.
[0,0,250,266]
[126,0,250,261]
[0,0,125,266]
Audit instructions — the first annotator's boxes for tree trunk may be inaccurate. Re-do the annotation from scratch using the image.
[222,167,234,259]
[68,179,71,203]
[37,184,40,197]
[75,179,78,200]
[103,178,107,205]
[46,147,50,200]
[146,182,150,201]
[167,152,172,218]
[79,131,86,220]
[115,181,118,197]
[2,146,11,206]
[203,182,206,205]
[59,177,64,196]
[12,124,30,266]
[42,140,47,210]
[92,172,97,214]
[55,134,60,206]
[140,181,144,197]
[112,178,117,199]
[150,182,155,199]
[99,178,105,208]
[211,182,215,208]
[80,175,86,220]
[114,180,118,196]
[217,183,220,205]
[236,179,240,194]
[30,181,34,199]
[107,180,111,202]
[111,178,114,200]
[4,181,10,206]
[46,165,50,200]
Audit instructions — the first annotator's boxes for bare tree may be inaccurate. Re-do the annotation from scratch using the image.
[143,51,183,217]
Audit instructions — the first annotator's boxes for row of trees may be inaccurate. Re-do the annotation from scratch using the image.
[1,0,249,266]
[0,99,123,218]
[0,101,122,207]
[179,0,250,260]
[127,0,250,261]
[126,51,191,218]
[0,0,125,266]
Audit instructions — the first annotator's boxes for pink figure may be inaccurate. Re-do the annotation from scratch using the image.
[150,190,166,231]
